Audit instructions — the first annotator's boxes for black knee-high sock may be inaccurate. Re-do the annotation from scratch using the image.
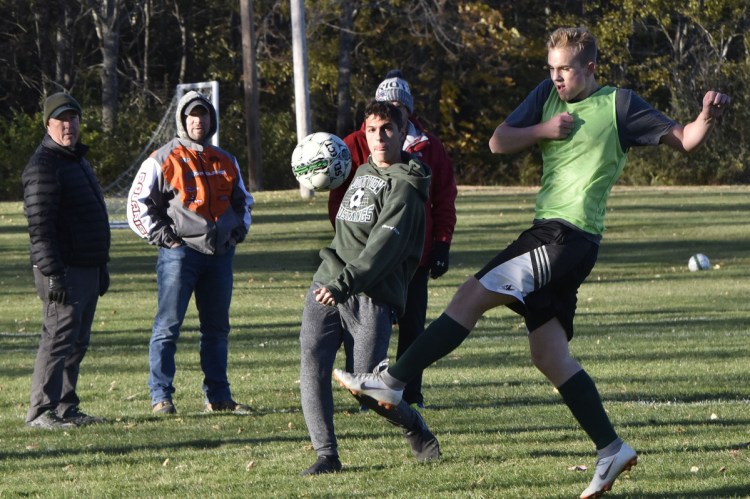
[388,313,471,383]
[557,370,618,450]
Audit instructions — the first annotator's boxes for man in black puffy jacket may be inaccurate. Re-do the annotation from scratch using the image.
[22,92,111,429]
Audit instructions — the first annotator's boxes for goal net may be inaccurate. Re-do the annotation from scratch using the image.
[103,81,219,227]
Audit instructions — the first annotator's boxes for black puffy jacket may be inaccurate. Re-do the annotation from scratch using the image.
[22,134,111,276]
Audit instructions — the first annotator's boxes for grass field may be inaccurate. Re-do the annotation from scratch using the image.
[1,186,749,498]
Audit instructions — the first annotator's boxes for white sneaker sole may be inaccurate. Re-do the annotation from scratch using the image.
[580,445,638,499]
[333,369,398,410]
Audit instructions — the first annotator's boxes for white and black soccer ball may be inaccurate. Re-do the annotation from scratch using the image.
[688,253,711,272]
[291,132,352,191]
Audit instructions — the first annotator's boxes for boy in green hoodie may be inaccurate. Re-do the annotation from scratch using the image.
[299,101,438,476]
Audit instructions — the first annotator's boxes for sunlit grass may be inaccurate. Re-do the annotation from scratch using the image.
[1,186,749,498]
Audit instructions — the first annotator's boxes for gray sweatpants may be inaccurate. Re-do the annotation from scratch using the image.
[299,282,421,457]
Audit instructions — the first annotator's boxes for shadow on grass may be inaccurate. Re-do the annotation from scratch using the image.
[378,387,750,411]
[106,246,324,276]
[633,489,750,498]
[410,239,745,286]
[0,427,308,464]
[0,225,28,235]
[597,237,746,266]
[252,212,332,225]
[2,305,306,386]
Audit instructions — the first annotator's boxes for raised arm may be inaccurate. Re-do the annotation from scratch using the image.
[660,90,731,153]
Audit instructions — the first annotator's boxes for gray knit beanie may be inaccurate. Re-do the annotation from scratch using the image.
[375,69,413,114]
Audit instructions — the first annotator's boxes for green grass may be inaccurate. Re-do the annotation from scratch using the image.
[1,186,749,498]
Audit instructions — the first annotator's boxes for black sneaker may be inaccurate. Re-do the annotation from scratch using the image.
[60,407,106,426]
[403,411,441,462]
[204,400,254,415]
[300,455,342,476]
[26,410,77,430]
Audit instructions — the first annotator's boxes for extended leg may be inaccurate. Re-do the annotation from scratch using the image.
[335,277,515,407]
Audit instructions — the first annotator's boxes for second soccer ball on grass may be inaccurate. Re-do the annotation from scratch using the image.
[688,253,711,272]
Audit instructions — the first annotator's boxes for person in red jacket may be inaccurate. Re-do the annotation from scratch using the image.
[328,70,457,407]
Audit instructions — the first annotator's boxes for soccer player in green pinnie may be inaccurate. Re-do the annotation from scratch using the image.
[335,26,730,498]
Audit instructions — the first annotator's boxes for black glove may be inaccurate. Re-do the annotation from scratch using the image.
[99,265,110,296]
[164,230,182,248]
[48,274,69,305]
[230,226,247,245]
[429,241,450,279]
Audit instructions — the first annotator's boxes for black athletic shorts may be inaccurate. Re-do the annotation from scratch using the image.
[474,220,598,340]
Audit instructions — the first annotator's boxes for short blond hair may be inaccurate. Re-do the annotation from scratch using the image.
[548,27,597,65]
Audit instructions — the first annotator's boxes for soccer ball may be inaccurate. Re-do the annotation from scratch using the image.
[291,132,352,191]
[688,253,711,272]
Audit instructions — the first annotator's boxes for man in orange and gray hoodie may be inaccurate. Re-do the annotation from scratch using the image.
[127,90,254,416]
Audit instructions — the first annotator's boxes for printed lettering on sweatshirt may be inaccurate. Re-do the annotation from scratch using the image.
[336,174,387,223]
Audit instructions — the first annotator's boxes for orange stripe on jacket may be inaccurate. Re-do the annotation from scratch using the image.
[161,145,236,222]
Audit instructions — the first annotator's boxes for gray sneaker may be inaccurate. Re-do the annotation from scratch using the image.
[333,368,403,409]
[60,407,106,426]
[26,410,77,430]
[152,400,177,415]
[403,411,441,462]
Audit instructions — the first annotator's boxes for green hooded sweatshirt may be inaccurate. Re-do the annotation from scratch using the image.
[314,153,431,316]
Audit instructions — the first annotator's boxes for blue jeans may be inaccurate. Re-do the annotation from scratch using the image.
[149,245,235,405]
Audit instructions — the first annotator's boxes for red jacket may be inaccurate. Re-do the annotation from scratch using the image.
[328,117,457,267]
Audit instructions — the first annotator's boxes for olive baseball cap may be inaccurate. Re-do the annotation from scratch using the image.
[184,99,209,116]
[43,92,82,124]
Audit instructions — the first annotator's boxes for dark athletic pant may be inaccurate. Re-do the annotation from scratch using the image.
[27,266,100,422]
[396,266,429,405]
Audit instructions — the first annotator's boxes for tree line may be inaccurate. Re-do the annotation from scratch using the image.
[0,0,747,200]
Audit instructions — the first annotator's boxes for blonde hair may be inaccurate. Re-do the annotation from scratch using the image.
[548,27,597,65]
